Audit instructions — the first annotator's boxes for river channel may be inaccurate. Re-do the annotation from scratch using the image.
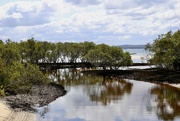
[37,69,180,121]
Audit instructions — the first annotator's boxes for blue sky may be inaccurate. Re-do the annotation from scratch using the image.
[0,0,179,45]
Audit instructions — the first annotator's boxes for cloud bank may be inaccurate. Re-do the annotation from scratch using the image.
[0,0,179,45]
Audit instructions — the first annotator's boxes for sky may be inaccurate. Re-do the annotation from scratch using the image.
[0,0,179,45]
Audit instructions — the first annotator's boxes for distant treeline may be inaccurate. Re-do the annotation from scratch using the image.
[118,45,145,49]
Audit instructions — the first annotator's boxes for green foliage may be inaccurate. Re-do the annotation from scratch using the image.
[0,40,4,57]
[7,62,49,94]
[62,42,82,62]
[146,30,180,70]
[0,88,5,96]
[122,52,133,66]
[84,44,132,69]
[0,59,10,96]
[1,40,20,65]
[0,38,133,95]
[0,39,130,67]
[0,59,9,88]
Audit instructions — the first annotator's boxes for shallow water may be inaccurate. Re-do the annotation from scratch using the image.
[38,71,180,121]
[123,49,148,63]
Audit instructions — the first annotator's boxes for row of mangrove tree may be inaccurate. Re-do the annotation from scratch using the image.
[0,38,132,96]
[0,38,132,69]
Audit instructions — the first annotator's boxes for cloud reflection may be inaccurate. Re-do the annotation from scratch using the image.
[37,70,174,121]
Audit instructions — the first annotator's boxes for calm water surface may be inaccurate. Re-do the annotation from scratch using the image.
[123,49,148,63]
[38,70,180,121]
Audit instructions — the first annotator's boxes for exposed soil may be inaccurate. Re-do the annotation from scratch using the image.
[4,83,67,112]
[131,68,180,83]
[82,68,180,84]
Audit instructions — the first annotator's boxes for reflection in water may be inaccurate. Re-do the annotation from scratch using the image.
[148,85,180,121]
[38,69,180,121]
[53,69,133,105]
[49,69,133,106]
[39,105,51,119]
[89,79,133,105]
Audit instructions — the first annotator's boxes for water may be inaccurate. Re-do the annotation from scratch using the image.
[38,71,180,121]
[37,49,180,121]
[123,49,149,63]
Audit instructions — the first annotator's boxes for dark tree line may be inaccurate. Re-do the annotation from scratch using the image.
[0,38,132,68]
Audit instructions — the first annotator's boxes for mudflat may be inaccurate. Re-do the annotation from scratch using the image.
[5,83,67,111]
[0,83,67,121]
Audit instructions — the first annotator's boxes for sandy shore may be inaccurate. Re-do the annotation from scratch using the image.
[0,83,66,121]
[0,99,37,121]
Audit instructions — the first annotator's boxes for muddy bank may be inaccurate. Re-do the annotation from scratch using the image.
[82,68,180,84]
[131,68,180,83]
[4,83,67,112]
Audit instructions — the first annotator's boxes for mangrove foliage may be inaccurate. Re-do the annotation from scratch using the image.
[145,30,180,70]
[0,38,132,96]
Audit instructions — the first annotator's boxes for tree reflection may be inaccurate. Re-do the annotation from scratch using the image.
[52,69,133,106]
[88,79,133,105]
[148,85,180,121]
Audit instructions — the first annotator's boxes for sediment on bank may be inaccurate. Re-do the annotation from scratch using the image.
[131,68,180,83]
[4,83,67,112]
[81,68,180,84]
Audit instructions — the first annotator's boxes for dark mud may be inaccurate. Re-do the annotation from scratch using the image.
[5,83,67,112]
[82,68,180,83]
[131,68,180,83]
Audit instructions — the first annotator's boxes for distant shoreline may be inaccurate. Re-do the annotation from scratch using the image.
[118,45,145,49]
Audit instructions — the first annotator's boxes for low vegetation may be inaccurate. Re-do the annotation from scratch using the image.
[0,59,49,96]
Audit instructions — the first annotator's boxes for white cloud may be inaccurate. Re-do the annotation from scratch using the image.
[0,0,74,27]
[64,0,102,6]
[11,12,23,19]
[104,0,137,10]
[103,0,167,10]
[0,0,180,45]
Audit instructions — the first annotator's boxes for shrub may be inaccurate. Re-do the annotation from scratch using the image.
[6,62,49,94]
